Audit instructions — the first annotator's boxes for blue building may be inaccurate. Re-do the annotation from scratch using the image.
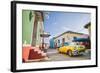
[49,38,55,49]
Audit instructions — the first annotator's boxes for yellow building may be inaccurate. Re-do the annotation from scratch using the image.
[53,31,85,48]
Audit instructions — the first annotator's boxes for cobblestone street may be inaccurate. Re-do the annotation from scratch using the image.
[46,48,91,61]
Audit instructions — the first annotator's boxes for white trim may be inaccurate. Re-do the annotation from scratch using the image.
[16,3,96,70]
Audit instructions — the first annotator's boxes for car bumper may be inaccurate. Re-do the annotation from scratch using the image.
[72,50,85,56]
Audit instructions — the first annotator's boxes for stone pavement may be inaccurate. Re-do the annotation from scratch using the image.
[47,48,58,55]
[46,48,91,61]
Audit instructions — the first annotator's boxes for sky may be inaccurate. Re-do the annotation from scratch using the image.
[43,11,91,41]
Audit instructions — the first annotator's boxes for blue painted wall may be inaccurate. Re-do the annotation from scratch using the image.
[49,38,55,48]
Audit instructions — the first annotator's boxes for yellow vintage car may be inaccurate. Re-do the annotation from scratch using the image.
[58,42,86,56]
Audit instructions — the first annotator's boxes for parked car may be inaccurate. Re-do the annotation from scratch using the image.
[58,42,86,56]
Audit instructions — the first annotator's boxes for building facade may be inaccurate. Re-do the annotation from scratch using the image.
[84,22,91,37]
[22,10,44,47]
[49,38,55,48]
[50,31,86,48]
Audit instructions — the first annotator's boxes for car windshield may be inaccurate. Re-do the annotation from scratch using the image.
[69,42,76,46]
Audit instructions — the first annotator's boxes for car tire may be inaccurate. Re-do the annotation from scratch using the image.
[67,50,73,57]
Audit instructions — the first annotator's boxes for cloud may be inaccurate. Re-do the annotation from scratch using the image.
[54,22,57,25]
[61,26,72,32]
[49,26,73,39]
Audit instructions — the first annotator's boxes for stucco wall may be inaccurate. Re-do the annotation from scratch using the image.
[22,11,44,47]
[36,21,43,46]
[22,10,35,44]
[88,26,91,37]
[54,33,83,47]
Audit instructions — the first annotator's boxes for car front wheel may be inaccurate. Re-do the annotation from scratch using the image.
[67,50,73,57]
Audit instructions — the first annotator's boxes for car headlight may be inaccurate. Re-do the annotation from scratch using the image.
[80,46,85,48]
